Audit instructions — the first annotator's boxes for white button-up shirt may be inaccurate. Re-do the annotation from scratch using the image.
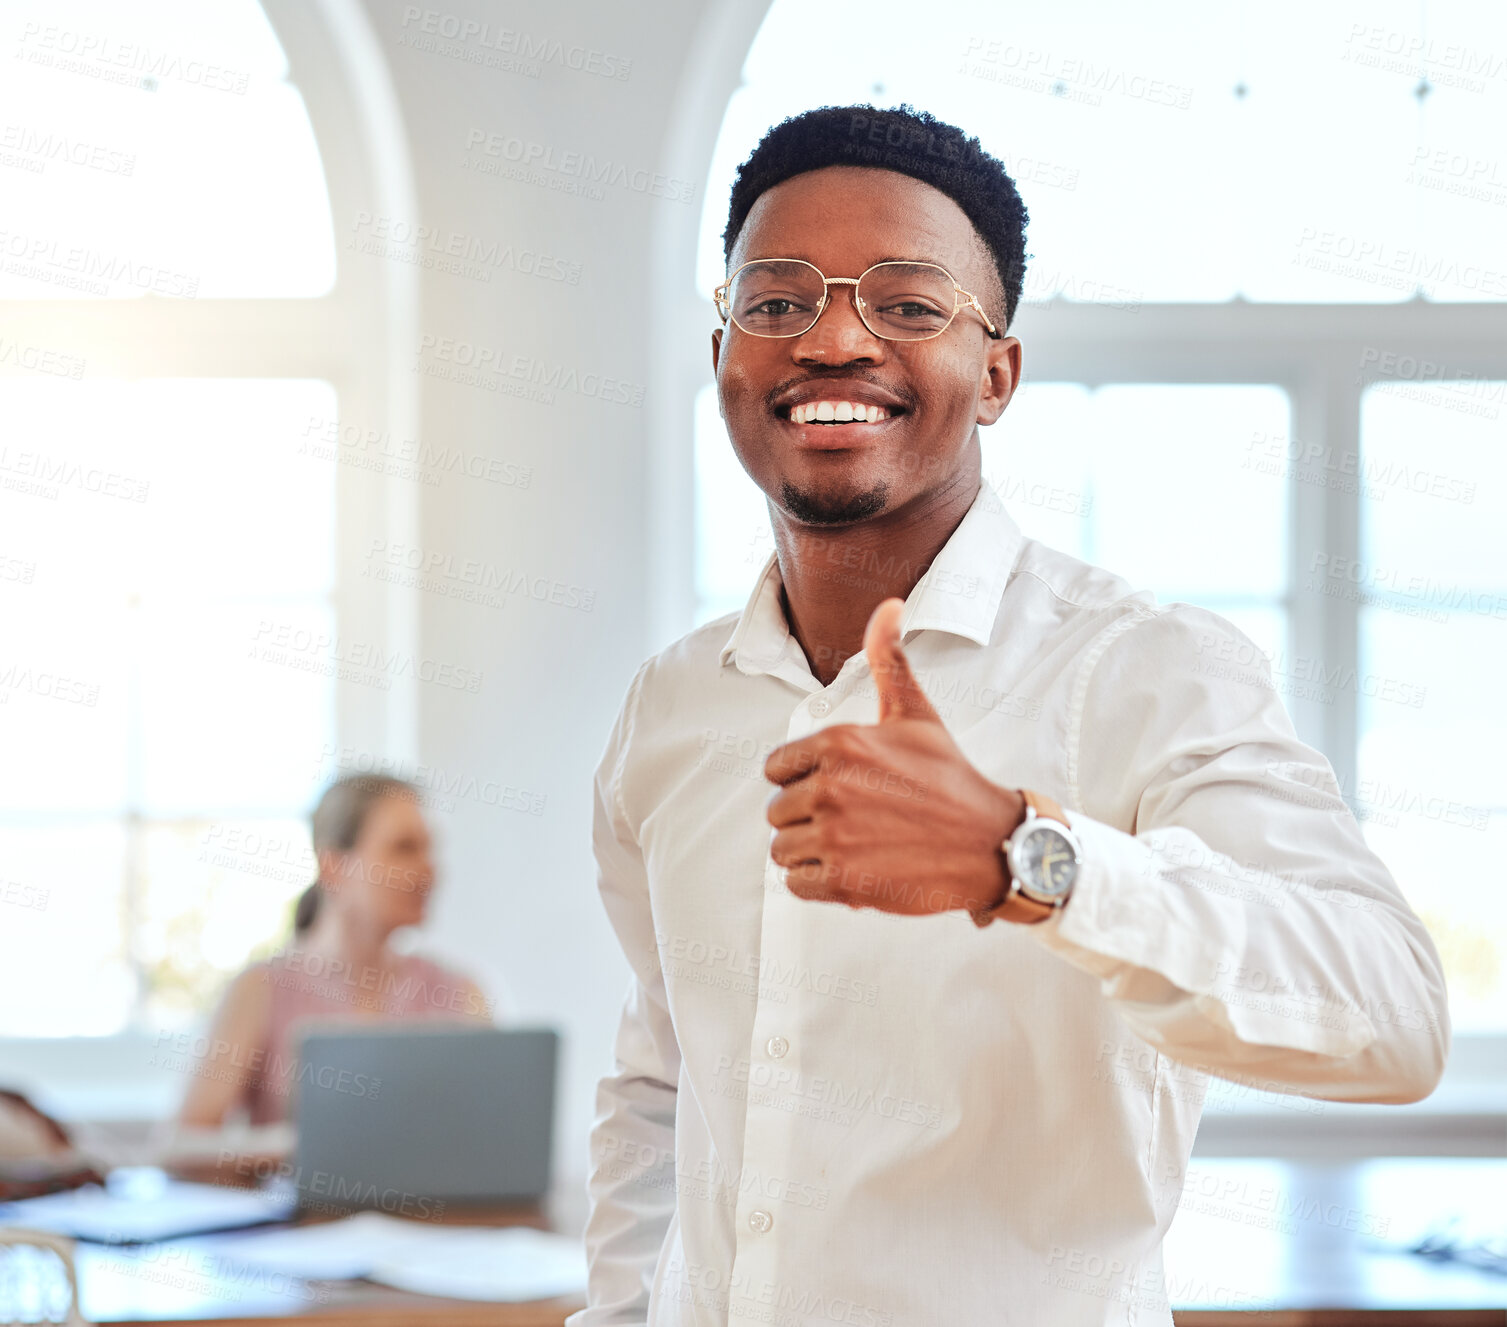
[571,484,1450,1327]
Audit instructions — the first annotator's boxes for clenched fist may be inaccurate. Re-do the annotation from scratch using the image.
[764,598,1025,916]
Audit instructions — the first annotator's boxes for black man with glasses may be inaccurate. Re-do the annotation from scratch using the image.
[570,105,1449,1327]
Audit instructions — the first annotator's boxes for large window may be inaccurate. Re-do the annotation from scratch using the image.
[0,379,337,1034]
[689,0,1507,1064]
[0,0,403,1037]
[1356,383,1507,1036]
[0,0,334,300]
[694,0,1507,308]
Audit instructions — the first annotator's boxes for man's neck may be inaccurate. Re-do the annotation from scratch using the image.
[774,472,981,687]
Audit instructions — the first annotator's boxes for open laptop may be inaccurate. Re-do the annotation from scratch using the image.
[293,1025,558,1213]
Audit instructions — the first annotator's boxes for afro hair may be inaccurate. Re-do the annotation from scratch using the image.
[723,104,1030,329]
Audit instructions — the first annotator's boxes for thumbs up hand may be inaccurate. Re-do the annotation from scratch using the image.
[764,598,1026,916]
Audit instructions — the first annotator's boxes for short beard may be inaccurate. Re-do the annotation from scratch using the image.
[779,478,890,526]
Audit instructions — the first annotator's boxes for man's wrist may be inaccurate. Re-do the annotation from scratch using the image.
[971,786,1073,927]
[971,783,1026,916]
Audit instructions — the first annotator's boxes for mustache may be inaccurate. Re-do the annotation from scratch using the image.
[763,371,917,413]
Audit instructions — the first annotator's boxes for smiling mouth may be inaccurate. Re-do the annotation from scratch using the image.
[781,399,900,425]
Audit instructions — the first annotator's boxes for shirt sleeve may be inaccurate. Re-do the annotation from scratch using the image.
[568,661,682,1327]
[1029,602,1451,1104]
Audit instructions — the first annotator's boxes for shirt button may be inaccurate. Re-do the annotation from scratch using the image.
[748,1209,773,1233]
[766,1036,789,1059]
[809,697,830,717]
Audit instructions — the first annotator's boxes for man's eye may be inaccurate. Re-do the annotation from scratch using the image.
[751,298,809,316]
[881,300,944,319]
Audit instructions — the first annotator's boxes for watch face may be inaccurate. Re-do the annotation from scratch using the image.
[1014,824,1078,901]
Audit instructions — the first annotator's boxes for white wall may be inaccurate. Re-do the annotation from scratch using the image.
[346,0,770,1191]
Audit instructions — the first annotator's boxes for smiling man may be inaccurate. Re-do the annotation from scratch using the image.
[571,105,1449,1327]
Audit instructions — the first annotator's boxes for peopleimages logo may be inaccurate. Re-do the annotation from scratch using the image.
[149,1031,383,1100]
[347,213,583,285]
[225,1155,446,1221]
[0,335,86,379]
[15,22,252,94]
[268,951,494,1018]
[398,8,632,80]
[0,663,100,708]
[0,122,137,175]
[0,228,199,297]
[0,445,151,502]
[415,333,644,408]
[363,537,597,613]
[460,129,694,204]
[249,620,485,694]
[313,743,549,818]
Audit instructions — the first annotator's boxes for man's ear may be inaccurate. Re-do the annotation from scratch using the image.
[711,326,723,375]
[976,335,1022,428]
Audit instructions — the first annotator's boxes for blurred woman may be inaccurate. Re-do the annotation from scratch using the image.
[178,774,492,1127]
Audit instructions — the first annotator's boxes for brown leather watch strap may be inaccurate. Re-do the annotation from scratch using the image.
[969,789,1069,928]
[1023,789,1067,826]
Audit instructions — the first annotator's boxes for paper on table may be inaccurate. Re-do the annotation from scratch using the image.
[188,1212,401,1280]
[369,1226,587,1302]
[200,1212,586,1301]
[0,1170,295,1243]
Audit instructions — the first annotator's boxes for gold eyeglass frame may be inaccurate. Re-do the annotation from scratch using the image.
[714,258,1002,341]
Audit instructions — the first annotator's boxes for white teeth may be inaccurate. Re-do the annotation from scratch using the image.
[788,400,891,423]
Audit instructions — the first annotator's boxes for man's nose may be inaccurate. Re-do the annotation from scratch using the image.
[791,285,884,363]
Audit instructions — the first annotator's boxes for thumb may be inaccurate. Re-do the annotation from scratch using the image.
[863,598,942,724]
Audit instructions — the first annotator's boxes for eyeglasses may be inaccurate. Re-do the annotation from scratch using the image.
[714,258,1002,342]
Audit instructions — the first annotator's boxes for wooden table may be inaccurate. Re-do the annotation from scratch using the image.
[52,1159,1507,1324]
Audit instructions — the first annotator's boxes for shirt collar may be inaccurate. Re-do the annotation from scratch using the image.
[719,484,1024,675]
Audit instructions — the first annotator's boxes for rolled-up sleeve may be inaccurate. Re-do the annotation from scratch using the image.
[568,662,681,1327]
[1031,602,1451,1104]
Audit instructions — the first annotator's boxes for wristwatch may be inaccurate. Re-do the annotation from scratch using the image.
[970,790,1081,927]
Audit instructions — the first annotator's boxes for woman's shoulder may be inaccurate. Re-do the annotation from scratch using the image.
[204,955,279,1028]
[234,950,328,1008]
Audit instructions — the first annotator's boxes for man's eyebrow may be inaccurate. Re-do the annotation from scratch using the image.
[742,253,951,269]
